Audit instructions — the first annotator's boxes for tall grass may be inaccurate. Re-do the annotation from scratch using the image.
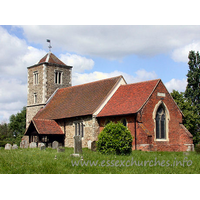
[0,148,199,174]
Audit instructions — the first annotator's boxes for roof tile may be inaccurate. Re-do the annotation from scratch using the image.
[35,76,122,120]
[97,79,160,117]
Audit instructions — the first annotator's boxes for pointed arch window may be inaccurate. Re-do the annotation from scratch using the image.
[156,104,166,139]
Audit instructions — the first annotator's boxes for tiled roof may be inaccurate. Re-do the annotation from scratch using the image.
[97,79,160,117]
[33,119,63,135]
[35,76,123,120]
[25,118,64,135]
[38,52,67,66]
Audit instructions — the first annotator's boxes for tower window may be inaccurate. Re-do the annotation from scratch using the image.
[55,71,63,84]
[156,104,166,139]
[33,71,39,85]
[34,93,37,104]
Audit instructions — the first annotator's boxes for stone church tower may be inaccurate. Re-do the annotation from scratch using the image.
[26,52,72,127]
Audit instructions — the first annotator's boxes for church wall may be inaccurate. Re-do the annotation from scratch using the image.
[56,115,100,148]
[137,81,193,151]
[26,64,45,127]
[46,65,72,102]
[27,64,44,105]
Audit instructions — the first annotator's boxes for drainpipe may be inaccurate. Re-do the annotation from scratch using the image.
[135,113,137,150]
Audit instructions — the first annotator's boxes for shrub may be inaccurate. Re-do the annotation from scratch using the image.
[195,144,200,153]
[97,122,133,155]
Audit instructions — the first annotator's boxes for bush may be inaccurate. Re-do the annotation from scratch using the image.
[195,144,200,153]
[97,122,133,155]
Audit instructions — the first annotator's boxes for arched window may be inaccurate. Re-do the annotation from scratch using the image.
[156,104,166,139]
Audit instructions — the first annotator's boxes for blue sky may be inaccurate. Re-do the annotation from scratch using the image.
[0,25,200,123]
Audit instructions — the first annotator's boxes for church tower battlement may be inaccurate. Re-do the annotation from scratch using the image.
[26,52,72,127]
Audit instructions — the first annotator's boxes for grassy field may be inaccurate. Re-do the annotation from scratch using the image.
[0,147,199,174]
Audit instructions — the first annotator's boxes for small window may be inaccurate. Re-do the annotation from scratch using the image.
[156,104,166,139]
[105,120,111,126]
[122,119,127,127]
[75,122,84,137]
[33,71,39,85]
[55,71,63,84]
[34,93,37,104]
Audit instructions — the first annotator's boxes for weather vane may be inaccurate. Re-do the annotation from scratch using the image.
[47,39,52,52]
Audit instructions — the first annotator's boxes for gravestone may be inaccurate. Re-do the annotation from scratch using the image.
[48,143,51,148]
[40,145,46,150]
[12,144,18,149]
[52,141,59,149]
[29,142,37,148]
[5,143,12,150]
[20,140,28,148]
[57,147,65,153]
[88,140,92,149]
[74,135,82,154]
[91,141,97,151]
[38,143,45,148]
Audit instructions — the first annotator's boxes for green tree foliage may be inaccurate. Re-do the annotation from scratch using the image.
[185,50,200,113]
[97,122,133,155]
[0,107,26,147]
[171,90,200,144]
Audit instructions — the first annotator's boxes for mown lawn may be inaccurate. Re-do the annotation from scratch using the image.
[0,147,199,174]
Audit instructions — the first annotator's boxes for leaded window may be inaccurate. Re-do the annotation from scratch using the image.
[156,104,166,139]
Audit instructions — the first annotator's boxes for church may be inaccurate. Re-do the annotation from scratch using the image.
[24,52,194,151]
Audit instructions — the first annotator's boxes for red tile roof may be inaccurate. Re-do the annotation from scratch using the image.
[30,119,63,135]
[38,52,67,66]
[35,76,123,120]
[97,79,160,117]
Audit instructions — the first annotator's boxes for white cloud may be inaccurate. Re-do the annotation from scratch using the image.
[171,41,200,62]
[59,53,94,72]
[0,26,46,123]
[165,78,187,93]
[19,25,200,60]
[72,69,157,86]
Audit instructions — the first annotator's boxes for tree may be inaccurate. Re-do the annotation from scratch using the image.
[8,107,26,145]
[171,90,200,144]
[185,50,200,113]
[97,122,133,155]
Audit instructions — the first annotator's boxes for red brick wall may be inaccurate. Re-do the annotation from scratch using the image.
[97,80,193,152]
[136,80,193,151]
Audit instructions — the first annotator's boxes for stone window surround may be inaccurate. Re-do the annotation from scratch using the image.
[54,70,63,85]
[34,93,37,104]
[74,121,84,138]
[33,71,39,85]
[153,100,170,142]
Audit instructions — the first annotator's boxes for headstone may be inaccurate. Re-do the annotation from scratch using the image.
[29,142,37,148]
[5,143,12,150]
[38,142,45,148]
[12,144,18,149]
[91,141,97,151]
[20,140,28,148]
[88,140,92,149]
[74,135,82,154]
[52,141,59,149]
[48,143,51,148]
[40,145,46,150]
[57,147,65,153]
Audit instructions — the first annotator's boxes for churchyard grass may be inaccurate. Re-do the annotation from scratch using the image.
[0,147,199,174]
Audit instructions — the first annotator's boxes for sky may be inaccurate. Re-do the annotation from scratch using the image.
[1,25,200,123]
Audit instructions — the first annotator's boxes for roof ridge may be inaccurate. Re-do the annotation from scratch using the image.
[58,75,123,91]
[124,79,161,87]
